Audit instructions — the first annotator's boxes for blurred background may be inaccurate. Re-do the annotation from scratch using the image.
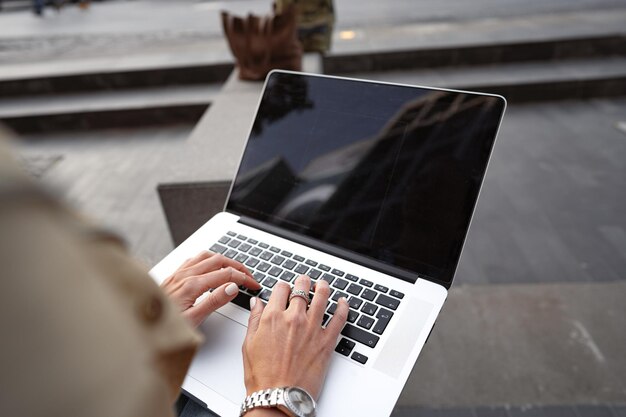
[1,0,625,416]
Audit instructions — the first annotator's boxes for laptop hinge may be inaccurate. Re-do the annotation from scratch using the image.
[236,215,450,289]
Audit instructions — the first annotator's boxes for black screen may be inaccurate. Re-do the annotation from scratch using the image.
[227,72,505,286]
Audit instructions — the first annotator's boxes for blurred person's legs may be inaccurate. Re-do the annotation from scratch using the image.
[32,0,44,15]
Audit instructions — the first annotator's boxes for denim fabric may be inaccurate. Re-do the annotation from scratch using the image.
[177,394,220,417]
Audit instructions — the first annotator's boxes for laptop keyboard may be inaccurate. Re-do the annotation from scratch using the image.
[209,231,405,365]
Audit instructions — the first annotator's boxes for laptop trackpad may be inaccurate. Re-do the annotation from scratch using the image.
[188,311,247,403]
[373,297,433,379]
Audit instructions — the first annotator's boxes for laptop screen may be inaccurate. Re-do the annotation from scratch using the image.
[227,72,505,286]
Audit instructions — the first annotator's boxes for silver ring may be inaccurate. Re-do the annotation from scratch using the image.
[289,289,310,305]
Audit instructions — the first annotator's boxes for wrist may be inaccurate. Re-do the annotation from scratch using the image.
[240,387,316,417]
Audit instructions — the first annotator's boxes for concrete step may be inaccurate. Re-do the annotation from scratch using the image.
[0,85,220,133]
[345,57,626,102]
[0,59,233,98]
[324,34,626,74]
[0,0,30,12]
[3,34,622,98]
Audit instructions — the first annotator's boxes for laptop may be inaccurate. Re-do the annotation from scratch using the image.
[150,71,506,416]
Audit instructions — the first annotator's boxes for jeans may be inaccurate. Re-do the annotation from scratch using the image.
[177,394,220,417]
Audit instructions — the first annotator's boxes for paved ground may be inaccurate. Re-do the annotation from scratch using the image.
[1,0,626,67]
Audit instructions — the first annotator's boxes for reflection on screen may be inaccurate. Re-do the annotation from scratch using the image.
[228,73,505,285]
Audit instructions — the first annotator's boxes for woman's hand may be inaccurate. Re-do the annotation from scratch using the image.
[242,274,349,400]
[161,251,260,327]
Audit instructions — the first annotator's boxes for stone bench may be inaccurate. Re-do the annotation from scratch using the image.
[158,55,322,245]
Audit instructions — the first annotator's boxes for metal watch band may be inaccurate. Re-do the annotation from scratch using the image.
[240,387,286,416]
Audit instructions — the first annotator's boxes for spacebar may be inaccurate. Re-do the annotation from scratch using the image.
[231,291,252,311]
[341,324,380,348]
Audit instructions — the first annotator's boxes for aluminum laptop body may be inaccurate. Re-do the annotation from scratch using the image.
[150,71,506,416]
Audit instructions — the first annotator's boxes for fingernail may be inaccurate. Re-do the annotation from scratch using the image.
[250,297,257,309]
[225,282,238,296]
[339,297,347,304]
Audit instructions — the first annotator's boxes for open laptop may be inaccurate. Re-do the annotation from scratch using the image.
[150,71,506,416]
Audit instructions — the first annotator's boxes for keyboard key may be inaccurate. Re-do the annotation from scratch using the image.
[333,278,348,290]
[209,243,227,254]
[374,284,388,293]
[259,242,269,249]
[359,279,373,287]
[247,238,258,245]
[270,246,281,253]
[259,289,272,302]
[309,269,322,279]
[322,314,330,327]
[237,234,247,241]
[227,231,237,237]
[260,251,273,261]
[224,249,238,259]
[376,308,393,320]
[280,271,296,282]
[253,272,266,283]
[332,291,348,302]
[347,310,359,323]
[231,291,252,310]
[235,253,248,263]
[218,236,230,244]
[375,293,401,310]
[321,274,335,285]
[331,269,345,277]
[245,258,260,268]
[348,297,362,309]
[283,259,297,270]
[270,255,285,265]
[319,264,331,272]
[345,274,359,282]
[268,266,283,277]
[249,247,262,257]
[262,277,277,288]
[347,283,363,296]
[390,290,405,299]
[294,264,309,274]
[373,308,393,335]
[227,240,242,248]
[239,243,252,252]
[257,262,271,272]
[351,352,368,364]
[327,303,337,315]
[361,302,378,316]
[294,255,305,262]
[341,324,380,348]
[357,315,374,330]
[280,250,293,257]
[335,338,355,356]
[305,259,318,267]
[362,289,377,301]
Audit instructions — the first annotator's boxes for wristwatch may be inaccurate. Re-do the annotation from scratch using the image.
[240,386,316,417]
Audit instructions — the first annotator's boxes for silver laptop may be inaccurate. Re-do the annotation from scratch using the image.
[150,71,506,416]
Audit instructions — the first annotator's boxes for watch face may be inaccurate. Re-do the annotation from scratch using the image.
[285,387,316,417]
